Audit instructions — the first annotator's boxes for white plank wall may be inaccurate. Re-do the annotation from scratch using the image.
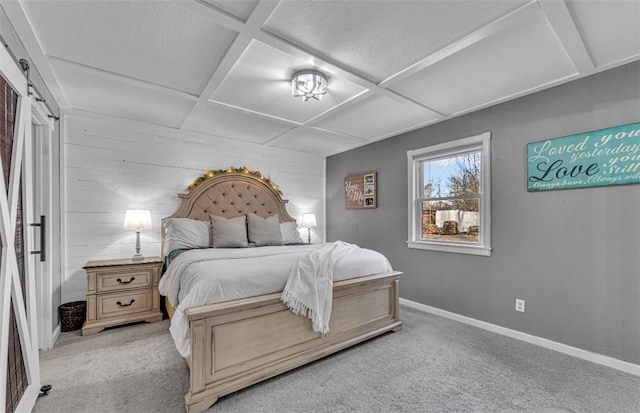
[62,114,325,303]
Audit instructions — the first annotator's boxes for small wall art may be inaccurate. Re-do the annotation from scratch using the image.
[345,172,376,209]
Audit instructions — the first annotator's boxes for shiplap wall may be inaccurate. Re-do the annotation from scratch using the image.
[62,113,325,303]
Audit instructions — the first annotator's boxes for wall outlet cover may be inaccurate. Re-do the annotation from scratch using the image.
[515,299,525,312]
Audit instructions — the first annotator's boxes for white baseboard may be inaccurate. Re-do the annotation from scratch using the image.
[400,298,640,377]
[49,324,61,349]
[40,324,61,351]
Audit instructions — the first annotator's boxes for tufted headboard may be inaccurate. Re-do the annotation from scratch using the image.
[161,172,295,250]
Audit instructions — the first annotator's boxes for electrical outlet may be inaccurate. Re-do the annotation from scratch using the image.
[515,299,525,312]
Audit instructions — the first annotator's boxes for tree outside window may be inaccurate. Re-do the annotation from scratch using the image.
[421,152,480,242]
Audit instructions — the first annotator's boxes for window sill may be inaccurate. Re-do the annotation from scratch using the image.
[407,240,492,256]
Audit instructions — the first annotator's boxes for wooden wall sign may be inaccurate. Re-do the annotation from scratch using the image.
[527,122,640,191]
[345,172,376,209]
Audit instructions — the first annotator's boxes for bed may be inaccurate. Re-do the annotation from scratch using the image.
[159,170,402,413]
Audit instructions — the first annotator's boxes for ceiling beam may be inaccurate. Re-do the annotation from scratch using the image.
[244,0,281,30]
[254,29,445,116]
[47,55,199,102]
[538,0,595,75]
[176,0,444,119]
[175,0,247,32]
[264,123,368,155]
[178,35,253,131]
[177,0,281,132]
[1,0,69,107]
[207,98,302,127]
[303,90,370,127]
[379,1,540,88]
[63,107,290,150]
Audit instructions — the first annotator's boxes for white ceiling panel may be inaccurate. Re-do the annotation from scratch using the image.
[269,127,364,155]
[263,0,529,82]
[5,0,638,158]
[390,8,577,115]
[51,61,194,128]
[203,0,259,21]
[313,94,439,141]
[22,0,237,95]
[567,0,640,68]
[211,40,367,124]
[187,102,295,144]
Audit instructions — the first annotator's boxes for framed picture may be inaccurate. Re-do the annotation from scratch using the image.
[364,184,374,195]
[345,172,376,209]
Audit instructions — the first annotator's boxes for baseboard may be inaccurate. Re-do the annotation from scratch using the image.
[41,324,61,351]
[400,298,640,377]
[49,324,61,349]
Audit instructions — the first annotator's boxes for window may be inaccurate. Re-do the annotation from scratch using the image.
[407,132,491,256]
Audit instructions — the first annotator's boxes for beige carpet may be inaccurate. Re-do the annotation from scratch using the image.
[33,306,640,412]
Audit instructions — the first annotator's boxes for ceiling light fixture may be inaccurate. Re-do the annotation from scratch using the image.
[291,69,328,102]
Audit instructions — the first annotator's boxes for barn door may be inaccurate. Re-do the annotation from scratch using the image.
[1,46,41,412]
[32,96,57,351]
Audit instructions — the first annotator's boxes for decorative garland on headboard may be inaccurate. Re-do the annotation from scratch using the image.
[187,166,283,196]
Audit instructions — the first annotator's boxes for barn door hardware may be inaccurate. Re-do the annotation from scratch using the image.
[18,58,34,96]
[39,384,52,397]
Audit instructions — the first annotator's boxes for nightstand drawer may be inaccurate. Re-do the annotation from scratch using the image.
[96,269,152,293]
[97,289,152,320]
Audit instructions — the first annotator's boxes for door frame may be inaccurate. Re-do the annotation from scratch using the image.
[0,43,41,413]
[32,99,58,350]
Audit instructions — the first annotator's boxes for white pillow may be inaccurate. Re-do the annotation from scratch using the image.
[210,215,249,248]
[163,218,210,256]
[280,222,304,245]
[247,214,283,247]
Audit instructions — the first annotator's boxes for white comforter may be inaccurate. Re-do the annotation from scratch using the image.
[159,242,393,358]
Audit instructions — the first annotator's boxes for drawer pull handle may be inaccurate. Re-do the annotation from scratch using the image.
[116,299,135,307]
[116,277,135,284]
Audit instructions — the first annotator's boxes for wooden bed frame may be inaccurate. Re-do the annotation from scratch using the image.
[162,171,402,413]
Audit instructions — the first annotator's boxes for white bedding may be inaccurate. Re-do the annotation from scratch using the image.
[158,242,393,357]
[282,241,358,335]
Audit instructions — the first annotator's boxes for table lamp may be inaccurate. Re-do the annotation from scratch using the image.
[300,213,317,244]
[124,209,152,260]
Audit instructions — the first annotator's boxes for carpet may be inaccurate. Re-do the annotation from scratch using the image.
[33,306,640,412]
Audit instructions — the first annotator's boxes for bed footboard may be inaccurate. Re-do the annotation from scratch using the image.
[183,271,402,413]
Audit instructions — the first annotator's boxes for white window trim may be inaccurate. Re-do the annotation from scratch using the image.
[407,132,492,256]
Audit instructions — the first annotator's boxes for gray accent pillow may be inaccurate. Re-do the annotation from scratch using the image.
[280,222,304,245]
[210,215,249,248]
[247,214,283,247]
[163,218,210,256]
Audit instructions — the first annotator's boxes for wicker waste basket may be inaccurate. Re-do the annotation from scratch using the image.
[59,301,86,332]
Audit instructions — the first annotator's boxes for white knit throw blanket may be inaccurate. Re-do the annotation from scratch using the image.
[281,241,357,334]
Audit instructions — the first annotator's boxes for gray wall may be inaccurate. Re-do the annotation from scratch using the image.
[326,62,640,365]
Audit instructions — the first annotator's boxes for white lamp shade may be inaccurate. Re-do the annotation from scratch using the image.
[124,209,152,230]
[301,213,317,228]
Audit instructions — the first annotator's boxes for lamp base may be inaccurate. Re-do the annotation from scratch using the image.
[132,230,144,260]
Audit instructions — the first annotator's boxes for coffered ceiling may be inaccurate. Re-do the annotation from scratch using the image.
[3,0,639,156]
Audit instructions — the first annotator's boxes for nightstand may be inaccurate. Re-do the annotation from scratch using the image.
[82,257,163,335]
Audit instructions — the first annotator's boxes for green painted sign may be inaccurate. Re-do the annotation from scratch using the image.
[527,122,640,191]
